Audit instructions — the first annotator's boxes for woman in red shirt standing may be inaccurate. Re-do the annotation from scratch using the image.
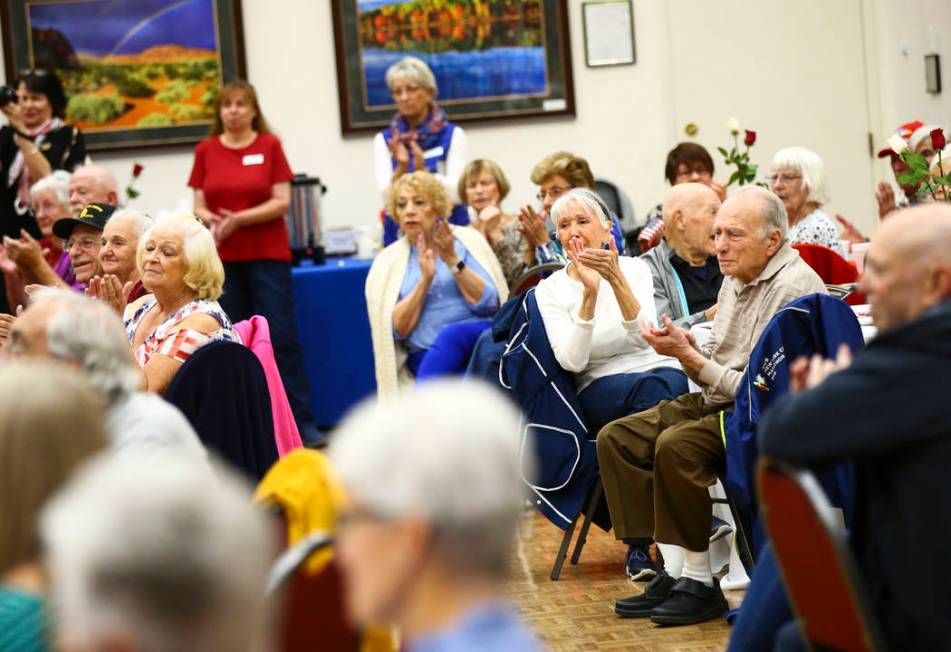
[189,81,321,446]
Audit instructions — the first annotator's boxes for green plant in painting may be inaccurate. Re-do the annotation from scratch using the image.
[156,80,189,104]
[137,113,173,127]
[66,93,124,124]
[170,104,207,123]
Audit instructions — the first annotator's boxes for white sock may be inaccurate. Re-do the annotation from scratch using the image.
[657,543,683,579]
[681,548,713,586]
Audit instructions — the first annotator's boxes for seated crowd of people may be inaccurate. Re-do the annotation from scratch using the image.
[3,55,951,652]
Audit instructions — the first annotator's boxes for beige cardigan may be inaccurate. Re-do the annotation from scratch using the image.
[365,225,509,399]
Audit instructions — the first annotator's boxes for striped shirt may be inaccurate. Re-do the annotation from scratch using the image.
[0,586,49,651]
[698,246,827,406]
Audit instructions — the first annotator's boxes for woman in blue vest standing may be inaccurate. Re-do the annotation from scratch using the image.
[374,56,469,246]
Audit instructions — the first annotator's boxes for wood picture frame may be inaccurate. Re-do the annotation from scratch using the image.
[0,0,247,151]
[331,0,575,134]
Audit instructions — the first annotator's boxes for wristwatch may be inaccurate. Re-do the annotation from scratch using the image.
[452,258,466,274]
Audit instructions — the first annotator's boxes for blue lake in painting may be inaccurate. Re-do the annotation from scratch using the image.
[363,47,547,107]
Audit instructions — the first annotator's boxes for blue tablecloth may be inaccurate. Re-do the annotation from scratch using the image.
[292,258,376,429]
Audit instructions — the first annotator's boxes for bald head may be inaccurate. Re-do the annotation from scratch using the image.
[69,165,118,217]
[662,183,718,222]
[862,204,951,331]
[662,183,720,261]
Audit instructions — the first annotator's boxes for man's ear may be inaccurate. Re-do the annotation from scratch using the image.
[765,230,783,257]
[928,265,951,302]
[108,191,119,205]
[670,208,684,232]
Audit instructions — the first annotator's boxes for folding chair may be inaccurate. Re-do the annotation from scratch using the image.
[758,458,885,652]
[550,479,603,580]
[511,262,565,296]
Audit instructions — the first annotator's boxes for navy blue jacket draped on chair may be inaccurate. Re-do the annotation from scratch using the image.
[166,340,279,480]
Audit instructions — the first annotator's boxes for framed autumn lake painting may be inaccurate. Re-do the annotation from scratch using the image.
[0,0,246,151]
[331,0,575,134]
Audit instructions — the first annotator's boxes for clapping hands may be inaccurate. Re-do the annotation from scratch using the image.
[639,314,695,358]
[577,238,621,283]
[518,204,550,248]
[85,274,134,314]
[416,233,436,280]
[566,237,602,292]
[789,344,853,393]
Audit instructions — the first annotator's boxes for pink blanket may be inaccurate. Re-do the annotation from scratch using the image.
[235,317,303,456]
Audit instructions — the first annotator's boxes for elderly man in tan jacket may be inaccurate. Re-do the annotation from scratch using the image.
[599,187,826,626]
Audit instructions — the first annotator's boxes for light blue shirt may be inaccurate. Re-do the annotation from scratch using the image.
[397,239,499,353]
[409,603,545,652]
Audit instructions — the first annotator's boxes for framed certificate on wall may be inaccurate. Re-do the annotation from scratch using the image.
[582,0,635,68]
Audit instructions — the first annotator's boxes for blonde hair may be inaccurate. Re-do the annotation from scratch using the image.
[0,363,108,574]
[137,213,225,301]
[388,171,451,223]
[530,151,595,188]
[458,159,511,205]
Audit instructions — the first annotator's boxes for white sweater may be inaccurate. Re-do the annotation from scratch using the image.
[535,256,681,392]
[365,225,509,399]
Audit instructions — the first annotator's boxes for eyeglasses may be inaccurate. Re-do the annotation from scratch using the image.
[64,236,99,252]
[767,173,802,184]
[675,166,712,181]
[536,186,570,202]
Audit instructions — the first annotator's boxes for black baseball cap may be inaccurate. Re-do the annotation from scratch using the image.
[53,202,117,239]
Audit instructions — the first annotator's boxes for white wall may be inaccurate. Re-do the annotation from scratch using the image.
[1,0,947,234]
[870,0,951,138]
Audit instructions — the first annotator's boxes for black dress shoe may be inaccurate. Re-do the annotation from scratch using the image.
[649,576,728,626]
[614,571,675,618]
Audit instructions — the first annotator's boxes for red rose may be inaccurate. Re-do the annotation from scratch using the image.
[132,163,144,177]
[744,130,757,147]
[931,127,946,151]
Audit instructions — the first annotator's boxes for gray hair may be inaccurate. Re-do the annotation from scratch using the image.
[385,56,438,96]
[734,187,789,242]
[549,187,612,229]
[72,164,119,195]
[30,169,71,207]
[770,146,830,205]
[41,452,272,652]
[110,208,154,238]
[329,380,530,577]
[31,288,139,403]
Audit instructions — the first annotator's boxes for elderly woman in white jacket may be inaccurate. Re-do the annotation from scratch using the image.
[366,171,507,397]
[535,188,688,434]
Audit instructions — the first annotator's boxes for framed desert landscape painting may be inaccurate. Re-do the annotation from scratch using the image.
[0,0,246,151]
[331,0,575,134]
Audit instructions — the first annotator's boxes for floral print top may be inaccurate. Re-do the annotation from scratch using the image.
[124,297,241,367]
[489,221,529,288]
[789,208,846,258]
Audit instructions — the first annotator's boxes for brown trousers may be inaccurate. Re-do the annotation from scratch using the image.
[596,392,730,552]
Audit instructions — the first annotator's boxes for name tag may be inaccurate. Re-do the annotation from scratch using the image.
[423,146,444,159]
[242,154,264,166]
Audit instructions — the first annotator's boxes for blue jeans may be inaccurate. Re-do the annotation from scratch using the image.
[578,367,688,434]
[726,543,796,652]
[220,260,317,434]
[407,320,493,380]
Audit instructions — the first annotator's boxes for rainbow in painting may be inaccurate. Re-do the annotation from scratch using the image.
[26,0,222,131]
